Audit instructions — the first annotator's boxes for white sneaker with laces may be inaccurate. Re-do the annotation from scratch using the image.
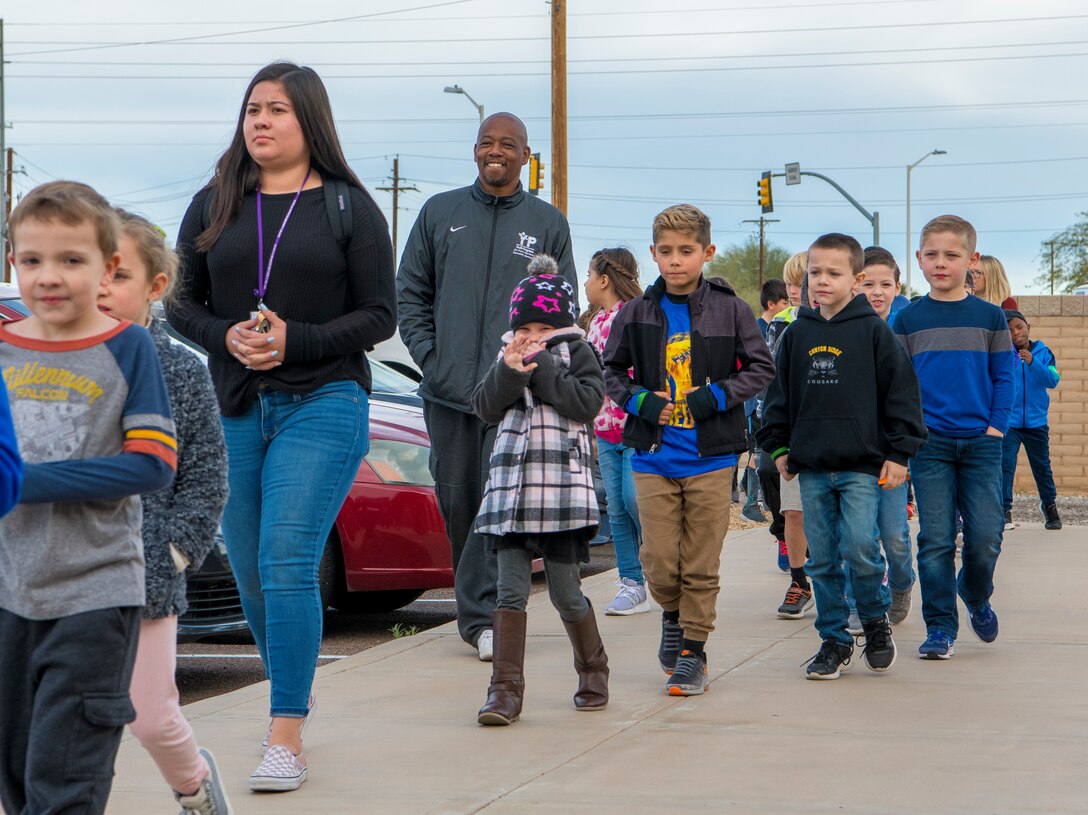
[249,745,307,792]
[605,578,651,616]
[477,629,493,661]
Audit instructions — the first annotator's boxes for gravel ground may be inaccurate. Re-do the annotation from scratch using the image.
[1011,493,1087,525]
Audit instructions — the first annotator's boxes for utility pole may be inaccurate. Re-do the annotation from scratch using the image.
[550,0,567,215]
[376,156,418,264]
[742,217,780,289]
[1045,239,1056,295]
[3,148,11,283]
[1,20,7,274]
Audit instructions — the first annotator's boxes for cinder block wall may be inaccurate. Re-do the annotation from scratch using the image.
[1013,296,1086,495]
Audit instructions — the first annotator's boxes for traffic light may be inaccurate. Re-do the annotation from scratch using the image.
[757,171,773,213]
[529,152,544,196]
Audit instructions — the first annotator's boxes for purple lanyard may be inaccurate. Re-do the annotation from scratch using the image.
[254,167,312,303]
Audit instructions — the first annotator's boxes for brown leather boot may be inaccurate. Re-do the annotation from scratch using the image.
[562,599,609,711]
[477,609,527,726]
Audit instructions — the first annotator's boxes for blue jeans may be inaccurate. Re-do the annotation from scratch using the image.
[911,431,1004,639]
[878,482,914,591]
[844,481,913,611]
[1001,425,1056,512]
[597,438,643,583]
[220,381,369,717]
[799,471,888,646]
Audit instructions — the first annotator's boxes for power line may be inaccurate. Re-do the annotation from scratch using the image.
[8,0,474,57]
[2,1,940,27]
[11,13,1088,56]
[15,98,1088,126]
[14,50,1088,79]
[18,38,1084,67]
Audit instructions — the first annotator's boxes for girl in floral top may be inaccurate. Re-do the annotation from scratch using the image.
[582,248,649,615]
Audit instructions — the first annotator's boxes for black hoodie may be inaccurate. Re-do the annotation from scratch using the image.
[757,294,926,477]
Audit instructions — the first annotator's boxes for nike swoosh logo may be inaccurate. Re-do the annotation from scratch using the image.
[449,225,468,232]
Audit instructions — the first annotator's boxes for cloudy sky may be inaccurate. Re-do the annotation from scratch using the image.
[5,0,1087,294]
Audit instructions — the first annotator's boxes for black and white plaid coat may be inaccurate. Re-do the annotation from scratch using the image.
[472,326,605,537]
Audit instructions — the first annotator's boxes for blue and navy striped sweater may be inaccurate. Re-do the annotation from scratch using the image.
[892,295,1014,437]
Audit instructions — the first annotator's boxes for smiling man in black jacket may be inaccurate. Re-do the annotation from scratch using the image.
[759,233,926,681]
[396,113,577,657]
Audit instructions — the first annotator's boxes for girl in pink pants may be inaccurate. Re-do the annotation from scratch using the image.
[100,211,231,813]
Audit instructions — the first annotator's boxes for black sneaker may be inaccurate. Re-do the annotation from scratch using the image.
[1004,510,1016,531]
[1041,502,1062,530]
[658,614,683,674]
[741,503,768,523]
[804,639,853,680]
[666,650,709,696]
[860,614,897,672]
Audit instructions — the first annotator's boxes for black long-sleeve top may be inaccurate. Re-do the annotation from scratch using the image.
[169,184,396,416]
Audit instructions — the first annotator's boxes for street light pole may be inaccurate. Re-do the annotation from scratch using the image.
[443,84,484,124]
[905,149,946,294]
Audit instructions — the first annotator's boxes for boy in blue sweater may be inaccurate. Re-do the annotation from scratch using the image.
[894,215,1014,660]
[1002,309,1061,531]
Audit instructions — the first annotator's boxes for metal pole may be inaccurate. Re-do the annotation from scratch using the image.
[0,20,6,270]
[758,218,765,290]
[905,164,912,294]
[3,148,10,283]
[873,211,879,247]
[903,150,946,295]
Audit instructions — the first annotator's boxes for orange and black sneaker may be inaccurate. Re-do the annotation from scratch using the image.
[666,650,708,696]
[777,580,814,619]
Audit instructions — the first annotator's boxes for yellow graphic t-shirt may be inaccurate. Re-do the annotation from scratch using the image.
[665,330,694,429]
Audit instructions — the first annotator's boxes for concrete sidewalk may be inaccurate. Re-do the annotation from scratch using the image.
[107,523,1085,814]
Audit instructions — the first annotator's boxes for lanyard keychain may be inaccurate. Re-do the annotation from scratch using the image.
[252,167,312,332]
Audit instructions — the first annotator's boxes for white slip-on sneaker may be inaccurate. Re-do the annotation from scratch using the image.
[249,745,307,792]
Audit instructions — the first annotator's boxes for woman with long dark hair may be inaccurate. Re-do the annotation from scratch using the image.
[169,62,395,792]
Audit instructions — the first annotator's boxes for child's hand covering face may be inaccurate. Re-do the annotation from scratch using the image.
[503,334,540,373]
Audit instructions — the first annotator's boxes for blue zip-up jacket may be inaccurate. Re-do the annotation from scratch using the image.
[1009,339,1060,428]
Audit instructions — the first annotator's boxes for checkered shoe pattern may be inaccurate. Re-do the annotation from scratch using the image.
[249,745,308,792]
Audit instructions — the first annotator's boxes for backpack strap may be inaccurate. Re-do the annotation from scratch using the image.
[202,180,354,251]
[324,179,354,252]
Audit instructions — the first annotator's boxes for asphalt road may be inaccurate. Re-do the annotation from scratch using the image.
[177,542,618,706]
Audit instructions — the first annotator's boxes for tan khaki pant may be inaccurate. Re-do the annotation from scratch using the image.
[634,467,733,642]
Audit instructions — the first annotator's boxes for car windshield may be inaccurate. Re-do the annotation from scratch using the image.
[370,359,418,395]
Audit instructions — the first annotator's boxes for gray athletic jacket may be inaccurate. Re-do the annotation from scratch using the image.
[397,179,577,412]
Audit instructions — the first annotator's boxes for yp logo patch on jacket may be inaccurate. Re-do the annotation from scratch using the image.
[513,231,539,259]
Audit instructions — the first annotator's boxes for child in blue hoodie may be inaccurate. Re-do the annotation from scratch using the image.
[1002,309,1061,530]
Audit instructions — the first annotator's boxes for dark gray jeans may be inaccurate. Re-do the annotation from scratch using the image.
[423,399,498,646]
[496,547,589,622]
[0,606,140,815]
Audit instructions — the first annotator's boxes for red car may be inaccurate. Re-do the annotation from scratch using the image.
[179,369,455,641]
[0,284,456,638]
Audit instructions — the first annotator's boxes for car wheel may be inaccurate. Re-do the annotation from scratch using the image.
[318,530,341,612]
[333,588,426,614]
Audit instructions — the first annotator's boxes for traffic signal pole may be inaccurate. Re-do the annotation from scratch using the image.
[761,166,880,246]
